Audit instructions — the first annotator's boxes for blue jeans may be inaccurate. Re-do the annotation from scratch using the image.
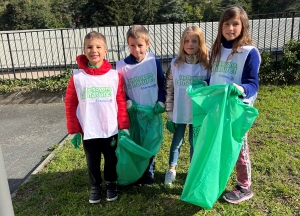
[143,156,155,178]
[168,124,194,167]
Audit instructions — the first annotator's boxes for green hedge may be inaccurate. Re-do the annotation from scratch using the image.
[0,70,71,94]
[260,39,300,85]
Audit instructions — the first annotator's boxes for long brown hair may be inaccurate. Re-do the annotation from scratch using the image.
[174,26,209,69]
[208,6,252,70]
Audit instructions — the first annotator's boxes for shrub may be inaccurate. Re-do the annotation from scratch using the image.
[280,39,300,83]
[260,39,300,85]
[260,51,278,84]
[0,69,72,94]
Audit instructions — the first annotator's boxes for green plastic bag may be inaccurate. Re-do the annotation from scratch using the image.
[116,105,163,185]
[180,84,258,209]
[129,105,163,154]
[116,136,153,185]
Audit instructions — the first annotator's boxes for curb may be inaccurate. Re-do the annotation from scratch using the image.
[11,134,70,198]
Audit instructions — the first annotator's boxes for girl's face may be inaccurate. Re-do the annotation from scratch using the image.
[183,33,199,55]
[84,38,107,67]
[222,15,242,41]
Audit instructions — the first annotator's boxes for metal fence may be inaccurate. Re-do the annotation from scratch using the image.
[1,12,299,80]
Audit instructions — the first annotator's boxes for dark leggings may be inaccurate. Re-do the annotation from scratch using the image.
[83,135,117,187]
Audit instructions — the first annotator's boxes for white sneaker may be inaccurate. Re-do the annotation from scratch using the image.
[164,169,176,185]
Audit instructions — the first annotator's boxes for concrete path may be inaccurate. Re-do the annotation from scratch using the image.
[0,92,67,194]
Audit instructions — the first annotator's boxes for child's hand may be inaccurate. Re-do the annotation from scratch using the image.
[166,120,177,133]
[118,129,130,141]
[154,101,165,114]
[126,100,137,114]
[70,133,82,150]
[191,80,207,86]
[120,129,130,137]
[228,83,245,96]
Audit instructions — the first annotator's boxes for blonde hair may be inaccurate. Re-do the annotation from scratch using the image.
[126,25,150,43]
[174,26,209,69]
[84,31,107,48]
[208,6,252,70]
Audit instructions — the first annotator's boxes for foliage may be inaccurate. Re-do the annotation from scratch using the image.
[280,39,300,83]
[132,0,162,24]
[50,0,74,28]
[12,85,300,215]
[0,70,72,94]
[251,0,297,14]
[221,0,252,14]
[202,0,223,21]
[259,51,281,84]
[0,0,8,17]
[0,0,72,30]
[0,0,299,29]
[79,0,134,27]
[0,0,32,30]
[260,39,300,85]
[157,0,187,23]
[183,4,203,22]
[175,0,206,22]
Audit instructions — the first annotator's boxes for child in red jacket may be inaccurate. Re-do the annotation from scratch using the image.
[65,31,129,204]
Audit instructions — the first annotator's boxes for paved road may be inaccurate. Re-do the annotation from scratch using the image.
[0,103,67,194]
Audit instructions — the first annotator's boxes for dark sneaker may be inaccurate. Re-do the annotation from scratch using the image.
[142,175,154,187]
[223,185,253,204]
[89,186,101,204]
[106,182,118,201]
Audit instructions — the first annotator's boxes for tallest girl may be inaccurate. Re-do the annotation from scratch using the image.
[207,6,261,204]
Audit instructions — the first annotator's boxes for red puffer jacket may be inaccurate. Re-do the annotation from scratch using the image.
[65,55,130,134]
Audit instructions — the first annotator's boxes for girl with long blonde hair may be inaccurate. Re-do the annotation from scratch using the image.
[164,25,209,186]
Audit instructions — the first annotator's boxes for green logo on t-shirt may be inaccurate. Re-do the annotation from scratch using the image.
[126,73,155,89]
[212,61,237,74]
[175,75,205,86]
[80,87,112,99]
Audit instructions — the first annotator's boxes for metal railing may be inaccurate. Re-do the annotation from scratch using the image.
[0,12,299,80]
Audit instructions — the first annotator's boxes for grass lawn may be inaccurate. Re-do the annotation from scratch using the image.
[12,85,300,215]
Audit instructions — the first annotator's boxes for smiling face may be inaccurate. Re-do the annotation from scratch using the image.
[183,32,200,55]
[84,38,107,67]
[222,15,242,41]
[127,36,150,62]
